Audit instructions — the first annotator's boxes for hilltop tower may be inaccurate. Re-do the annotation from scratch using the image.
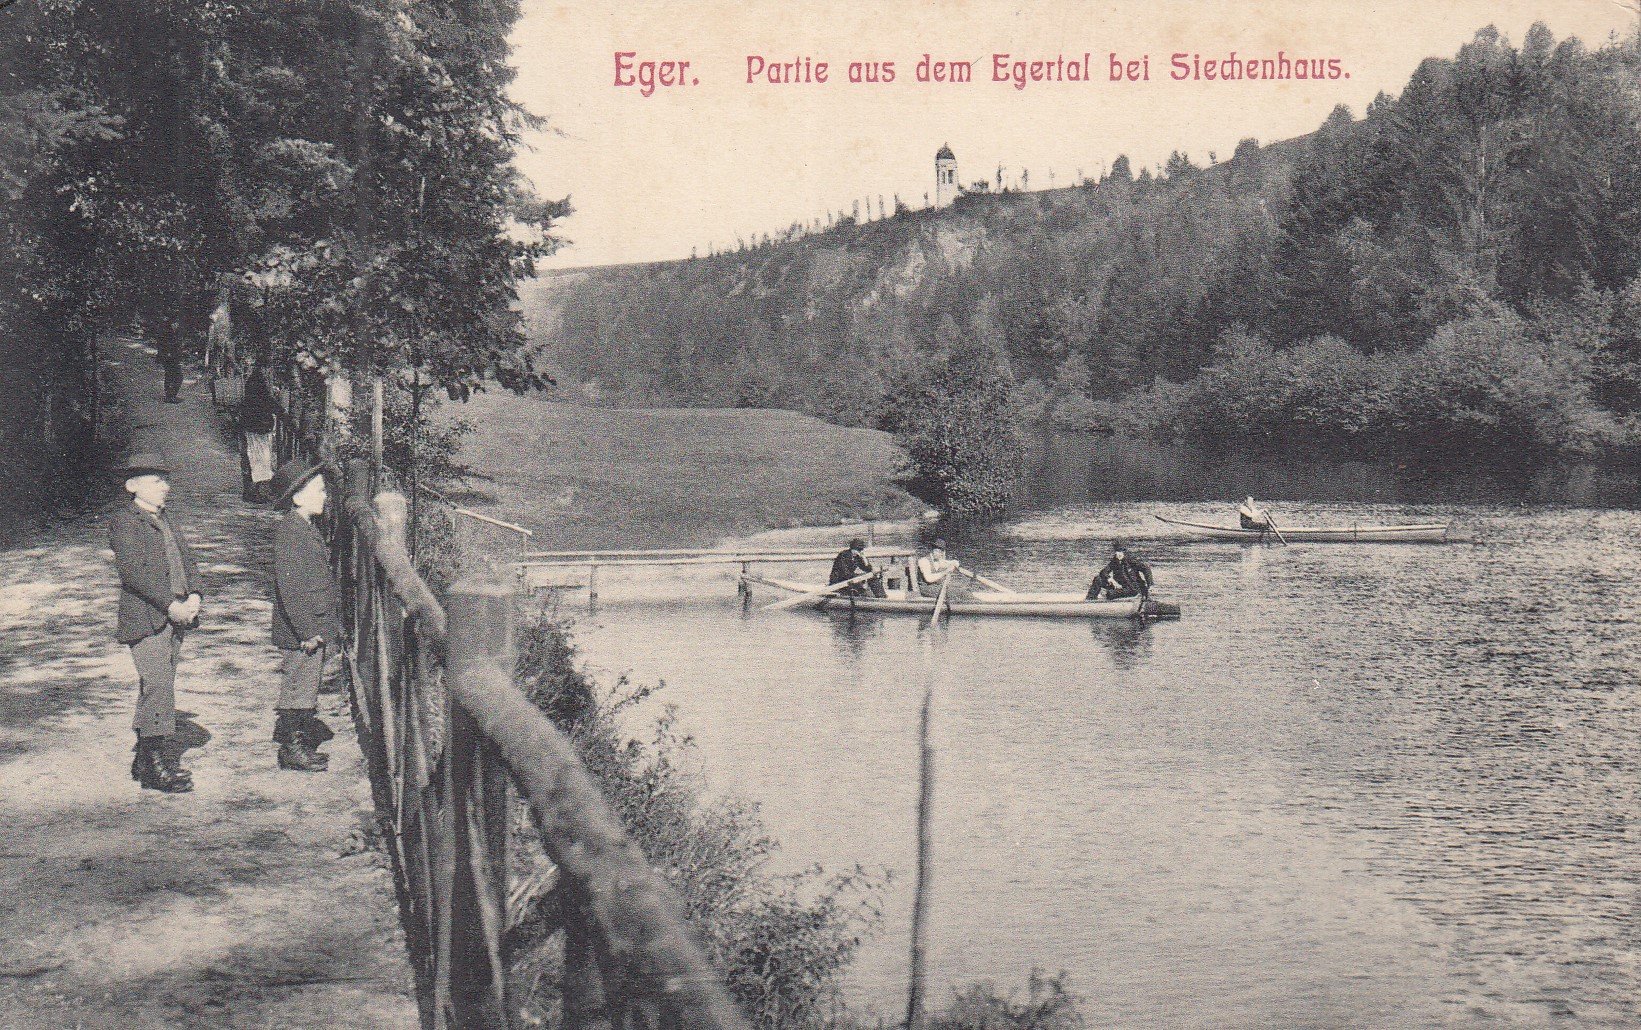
[935,143,957,208]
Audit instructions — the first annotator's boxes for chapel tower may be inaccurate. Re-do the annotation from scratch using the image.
[935,143,957,208]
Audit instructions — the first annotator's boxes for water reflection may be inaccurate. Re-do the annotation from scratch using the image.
[1025,432,1641,509]
[1088,619,1153,671]
[824,608,884,660]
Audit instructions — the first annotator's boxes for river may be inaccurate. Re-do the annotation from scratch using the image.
[558,435,1641,1027]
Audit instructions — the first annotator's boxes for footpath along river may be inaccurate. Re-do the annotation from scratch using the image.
[557,436,1641,1027]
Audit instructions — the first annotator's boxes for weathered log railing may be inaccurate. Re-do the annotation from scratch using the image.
[271,382,744,1027]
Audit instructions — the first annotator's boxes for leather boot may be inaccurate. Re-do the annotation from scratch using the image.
[278,730,329,772]
[138,737,193,793]
[272,709,296,746]
[301,709,335,745]
[161,745,193,784]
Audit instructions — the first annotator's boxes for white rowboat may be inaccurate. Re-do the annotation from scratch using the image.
[1155,514,1455,543]
[751,577,1178,619]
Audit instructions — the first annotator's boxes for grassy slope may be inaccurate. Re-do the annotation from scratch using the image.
[451,392,919,550]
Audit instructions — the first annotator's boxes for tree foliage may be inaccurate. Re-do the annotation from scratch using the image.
[1,0,566,520]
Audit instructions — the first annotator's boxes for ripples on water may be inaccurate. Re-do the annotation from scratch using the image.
[561,444,1641,1027]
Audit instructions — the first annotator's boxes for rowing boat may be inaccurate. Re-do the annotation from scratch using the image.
[1155,514,1454,543]
[750,576,1180,620]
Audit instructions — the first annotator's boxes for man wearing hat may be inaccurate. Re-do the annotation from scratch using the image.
[268,457,341,771]
[1086,538,1153,601]
[828,537,887,598]
[109,451,201,793]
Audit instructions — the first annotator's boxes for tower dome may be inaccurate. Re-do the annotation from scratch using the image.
[935,143,957,208]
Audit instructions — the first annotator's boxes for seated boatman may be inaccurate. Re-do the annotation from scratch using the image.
[829,537,888,598]
[1238,496,1271,531]
[917,538,961,597]
[1086,538,1153,601]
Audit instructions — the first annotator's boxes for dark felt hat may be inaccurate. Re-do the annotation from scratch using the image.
[120,451,172,477]
[1111,538,1129,552]
[848,537,868,551]
[269,457,325,510]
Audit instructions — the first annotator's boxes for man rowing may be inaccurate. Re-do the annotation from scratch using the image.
[1238,496,1272,531]
[917,538,960,597]
[1086,538,1153,601]
[829,537,888,598]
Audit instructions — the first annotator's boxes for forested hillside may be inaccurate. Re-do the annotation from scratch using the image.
[529,25,1641,460]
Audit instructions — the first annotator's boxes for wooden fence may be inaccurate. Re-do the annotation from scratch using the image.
[272,395,745,1028]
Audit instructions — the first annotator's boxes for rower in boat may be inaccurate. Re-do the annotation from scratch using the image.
[829,537,887,598]
[1085,539,1153,601]
[916,538,961,597]
[1238,496,1272,531]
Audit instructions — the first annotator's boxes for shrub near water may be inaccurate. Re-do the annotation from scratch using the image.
[513,611,884,1028]
[1099,313,1624,454]
[882,341,1027,522]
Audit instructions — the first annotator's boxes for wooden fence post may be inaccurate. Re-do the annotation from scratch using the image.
[447,579,516,1029]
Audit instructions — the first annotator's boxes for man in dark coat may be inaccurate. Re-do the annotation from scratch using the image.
[828,537,887,598]
[1086,538,1153,601]
[269,457,342,771]
[109,452,201,792]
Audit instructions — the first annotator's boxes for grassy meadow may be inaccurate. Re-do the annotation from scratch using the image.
[447,393,920,551]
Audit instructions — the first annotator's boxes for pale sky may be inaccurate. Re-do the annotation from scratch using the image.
[510,0,1637,269]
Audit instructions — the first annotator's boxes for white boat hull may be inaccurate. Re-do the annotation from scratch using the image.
[755,578,1158,619]
[1155,515,1454,543]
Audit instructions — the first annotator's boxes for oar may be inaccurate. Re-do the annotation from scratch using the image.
[957,566,1017,594]
[1265,511,1289,546]
[761,570,875,612]
[929,573,951,629]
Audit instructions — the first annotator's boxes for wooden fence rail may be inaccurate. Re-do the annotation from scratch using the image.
[273,390,745,1028]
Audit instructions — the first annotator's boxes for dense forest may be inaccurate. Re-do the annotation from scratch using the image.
[532,24,1641,508]
[0,0,561,531]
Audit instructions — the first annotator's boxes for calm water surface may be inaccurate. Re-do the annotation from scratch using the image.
[563,438,1641,1027]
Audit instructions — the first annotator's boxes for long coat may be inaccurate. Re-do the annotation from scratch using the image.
[110,503,201,645]
[272,511,342,649]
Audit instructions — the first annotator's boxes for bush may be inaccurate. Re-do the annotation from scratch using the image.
[929,970,1085,1030]
[881,342,1026,522]
[1102,318,1626,454]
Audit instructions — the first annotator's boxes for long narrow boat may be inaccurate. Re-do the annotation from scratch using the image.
[750,577,1179,620]
[1155,514,1454,543]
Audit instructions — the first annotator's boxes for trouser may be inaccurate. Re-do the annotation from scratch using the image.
[130,625,182,738]
[839,577,888,599]
[244,431,274,483]
[163,357,183,401]
[1087,584,1144,601]
[278,645,327,710]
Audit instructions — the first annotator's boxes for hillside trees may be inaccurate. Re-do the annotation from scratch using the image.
[5,0,564,508]
[529,22,1641,513]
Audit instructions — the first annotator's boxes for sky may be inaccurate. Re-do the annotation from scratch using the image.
[509,0,1638,269]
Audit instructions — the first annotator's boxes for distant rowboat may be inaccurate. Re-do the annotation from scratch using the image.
[750,576,1180,620]
[1155,514,1455,543]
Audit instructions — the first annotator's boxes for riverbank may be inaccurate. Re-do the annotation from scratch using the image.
[448,393,922,550]
[0,339,417,1028]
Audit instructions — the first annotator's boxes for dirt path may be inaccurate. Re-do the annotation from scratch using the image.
[0,339,417,1028]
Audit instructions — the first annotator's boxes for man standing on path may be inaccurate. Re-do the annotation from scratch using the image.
[269,458,340,772]
[109,452,201,793]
